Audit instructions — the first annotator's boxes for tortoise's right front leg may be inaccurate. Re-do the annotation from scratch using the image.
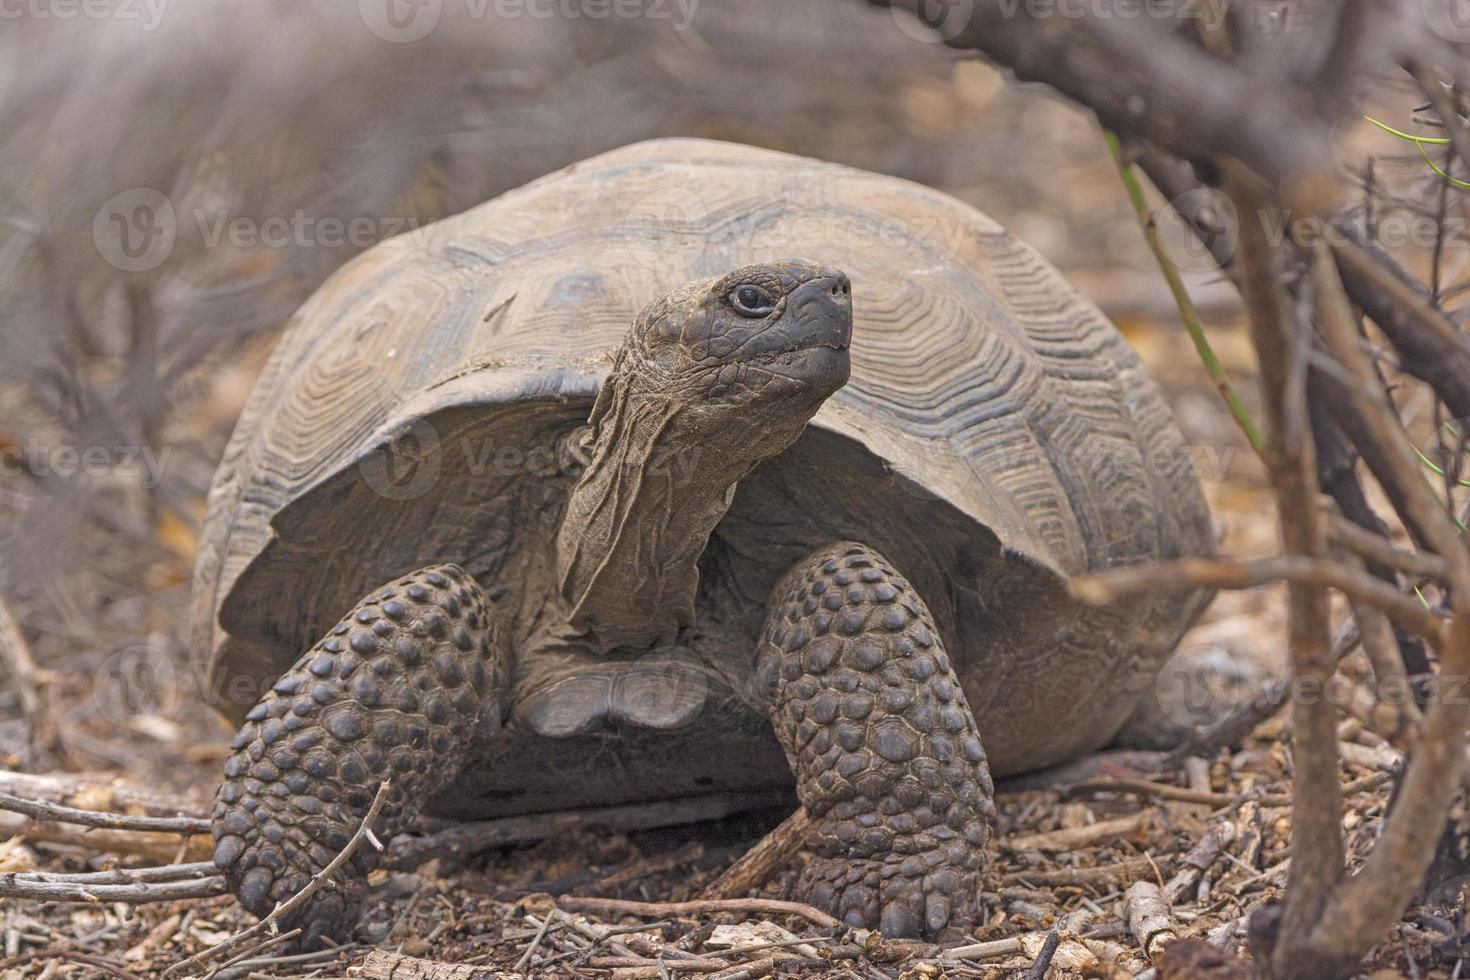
[757,543,995,938]
[211,564,509,945]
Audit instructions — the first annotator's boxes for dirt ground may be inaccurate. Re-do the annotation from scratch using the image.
[0,6,1459,976]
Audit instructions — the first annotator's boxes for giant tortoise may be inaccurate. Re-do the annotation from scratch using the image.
[194,138,1214,942]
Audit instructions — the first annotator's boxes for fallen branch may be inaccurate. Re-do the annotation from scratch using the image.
[0,814,212,864]
[945,936,1024,961]
[1062,778,1238,808]
[587,956,729,972]
[389,790,793,870]
[0,596,59,763]
[201,927,301,979]
[1164,821,1237,904]
[1126,881,1178,963]
[1000,856,1156,889]
[356,949,489,980]
[10,860,216,884]
[1071,555,1446,645]
[1000,810,1157,853]
[0,871,224,904]
[700,807,811,900]
[557,896,843,932]
[0,770,209,820]
[0,791,208,835]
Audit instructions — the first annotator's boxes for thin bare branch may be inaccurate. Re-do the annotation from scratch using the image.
[1072,555,1447,645]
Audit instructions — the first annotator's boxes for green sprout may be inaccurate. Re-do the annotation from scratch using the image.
[1105,131,1264,452]
[1364,115,1470,190]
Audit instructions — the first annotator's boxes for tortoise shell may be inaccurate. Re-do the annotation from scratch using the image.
[191,138,1213,815]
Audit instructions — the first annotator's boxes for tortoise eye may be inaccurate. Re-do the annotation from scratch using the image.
[729,284,776,317]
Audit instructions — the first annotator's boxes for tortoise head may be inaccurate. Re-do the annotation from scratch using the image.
[616,258,853,412]
[559,260,854,651]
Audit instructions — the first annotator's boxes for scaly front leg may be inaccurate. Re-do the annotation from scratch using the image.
[758,543,994,938]
[211,564,509,945]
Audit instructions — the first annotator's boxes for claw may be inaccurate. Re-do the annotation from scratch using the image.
[300,893,346,950]
[239,866,275,915]
[880,897,921,938]
[924,892,951,935]
[213,835,244,869]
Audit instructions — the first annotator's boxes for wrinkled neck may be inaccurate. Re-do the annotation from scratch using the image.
[554,374,773,651]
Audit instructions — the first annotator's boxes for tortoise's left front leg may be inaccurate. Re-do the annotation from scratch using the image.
[211,564,509,945]
[757,542,995,938]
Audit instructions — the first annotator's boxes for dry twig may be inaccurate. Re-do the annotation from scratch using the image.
[164,780,390,977]
[557,897,843,932]
[700,807,811,900]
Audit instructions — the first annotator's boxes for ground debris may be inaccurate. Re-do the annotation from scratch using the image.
[0,713,1444,977]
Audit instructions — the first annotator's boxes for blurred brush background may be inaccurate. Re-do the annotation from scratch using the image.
[0,0,1289,776]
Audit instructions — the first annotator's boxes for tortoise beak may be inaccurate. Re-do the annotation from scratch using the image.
[771,272,852,392]
[787,272,852,352]
[727,271,852,393]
